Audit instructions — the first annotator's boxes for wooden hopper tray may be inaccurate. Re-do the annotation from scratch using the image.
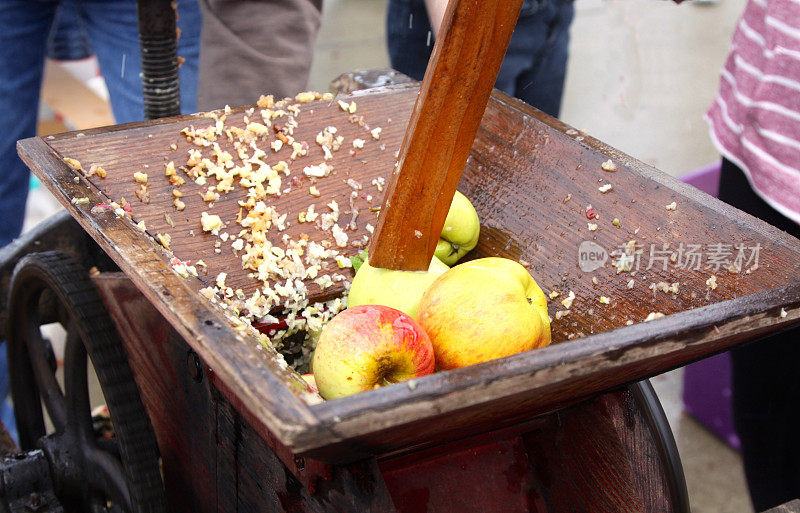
[18,83,800,464]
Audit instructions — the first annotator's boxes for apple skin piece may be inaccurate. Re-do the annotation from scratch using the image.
[347,255,449,320]
[434,191,481,266]
[417,257,551,370]
[312,305,435,399]
[301,373,319,394]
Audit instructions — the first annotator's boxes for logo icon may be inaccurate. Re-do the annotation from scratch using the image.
[578,241,608,272]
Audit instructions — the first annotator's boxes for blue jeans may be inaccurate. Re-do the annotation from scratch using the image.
[0,343,14,442]
[386,0,574,118]
[48,2,93,60]
[0,0,201,249]
[0,0,200,443]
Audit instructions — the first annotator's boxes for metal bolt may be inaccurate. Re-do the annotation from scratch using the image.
[187,351,203,383]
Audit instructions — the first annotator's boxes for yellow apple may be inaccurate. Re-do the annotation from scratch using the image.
[434,191,480,266]
[417,257,551,370]
[312,305,435,399]
[347,255,449,320]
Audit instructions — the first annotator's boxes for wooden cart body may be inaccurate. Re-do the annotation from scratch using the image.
[11,81,800,511]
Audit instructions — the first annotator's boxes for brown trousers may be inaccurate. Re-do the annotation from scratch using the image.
[196,0,323,110]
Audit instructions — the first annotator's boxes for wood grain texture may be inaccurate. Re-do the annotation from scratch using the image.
[524,387,677,513]
[301,90,800,461]
[369,0,524,270]
[42,90,408,302]
[19,83,800,464]
[378,385,683,513]
[215,391,399,513]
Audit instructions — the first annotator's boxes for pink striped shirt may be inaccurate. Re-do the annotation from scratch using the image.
[705,0,800,224]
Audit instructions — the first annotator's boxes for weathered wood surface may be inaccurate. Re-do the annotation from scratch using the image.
[18,83,800,463]
[17,134,328,458]
[216,394,398,513]
[41,92,403,302]
[764,499,800,513]
[369,0,524,270]
[523,384,685,513]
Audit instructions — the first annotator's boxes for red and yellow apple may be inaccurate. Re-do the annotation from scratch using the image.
[417,257,551,370]
[347,255,449,320]
[312,305,435,399]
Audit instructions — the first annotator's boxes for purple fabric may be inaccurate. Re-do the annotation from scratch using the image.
[679,163,740,450]
[680,161,721,198]
[683,353,741,450]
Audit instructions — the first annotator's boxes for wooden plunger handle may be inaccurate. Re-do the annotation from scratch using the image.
[368,0,524,271]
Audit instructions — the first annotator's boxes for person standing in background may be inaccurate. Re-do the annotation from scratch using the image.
[0,0,201,250]
[0,0,202,442]
[386,0,574,118]
[195,0,323,110]
[705,0,800,509]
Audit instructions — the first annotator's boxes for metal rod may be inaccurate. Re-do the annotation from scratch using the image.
[136,0,181,120]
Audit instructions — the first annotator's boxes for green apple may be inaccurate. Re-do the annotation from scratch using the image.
[347,255,449,320]
[434,191,480,266]
[417,257,551,370]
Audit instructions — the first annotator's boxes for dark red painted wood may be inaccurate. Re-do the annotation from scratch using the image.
[92,274,217,513]
[382,437,545,513]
